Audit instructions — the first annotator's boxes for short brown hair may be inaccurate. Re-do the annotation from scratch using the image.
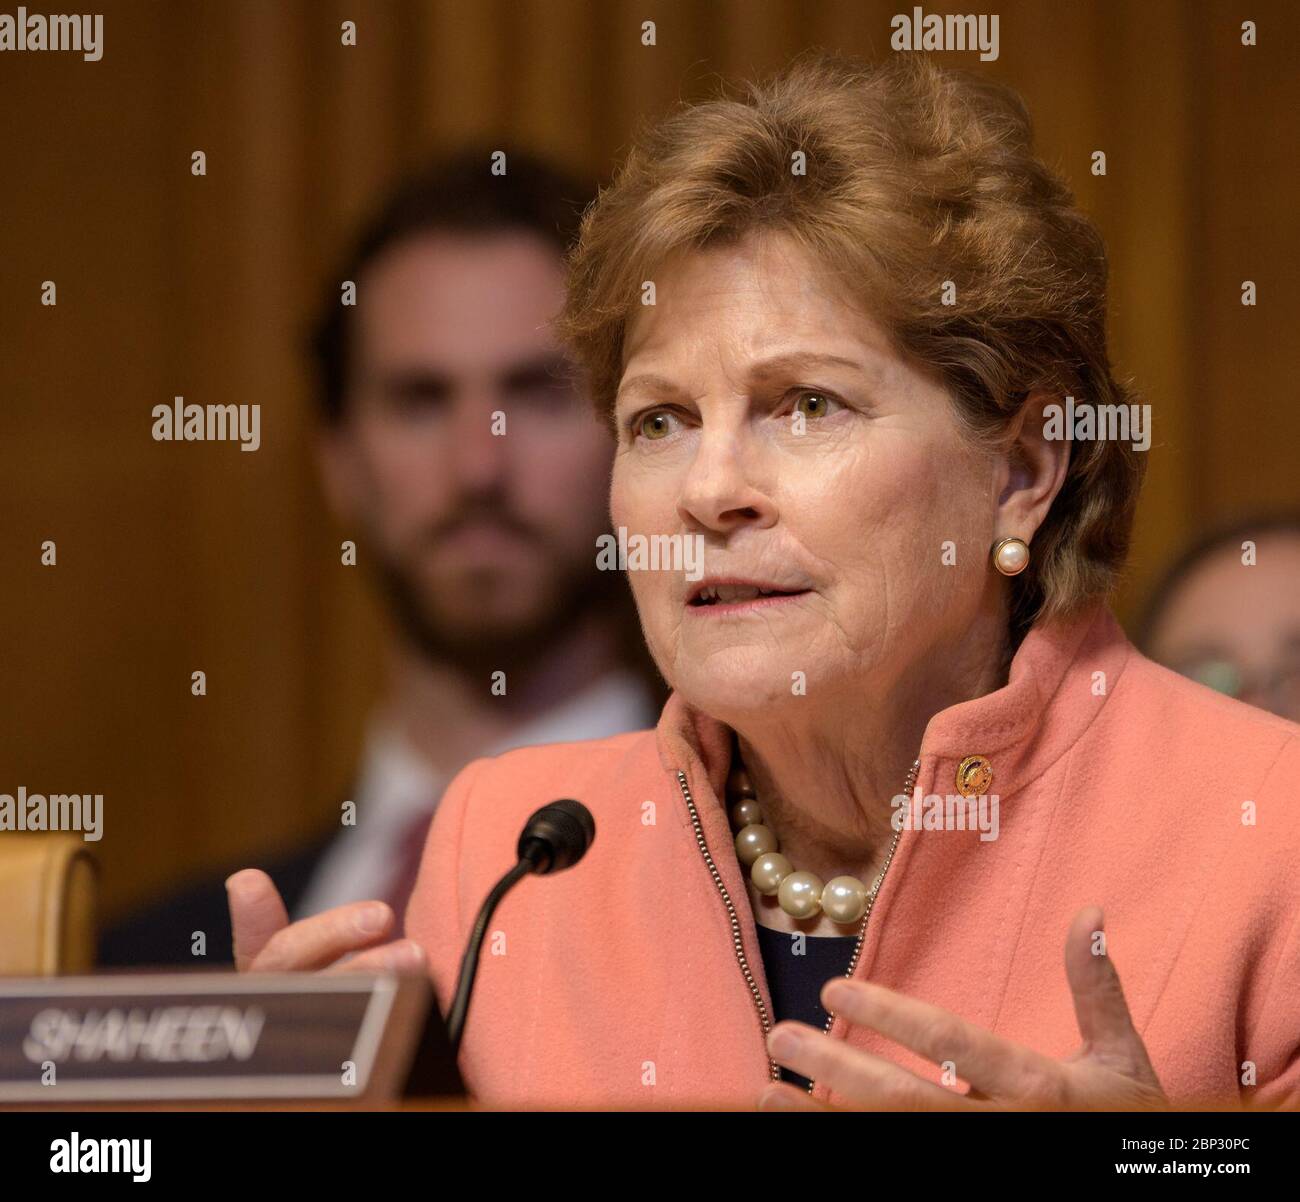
[311,146,593,423]
[558,51,1146,635]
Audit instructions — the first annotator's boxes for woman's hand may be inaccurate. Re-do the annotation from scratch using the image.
[760,905,1168,1111]
[226,868,426,974]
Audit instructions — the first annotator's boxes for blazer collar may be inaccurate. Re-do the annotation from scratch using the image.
[655,603,1134,805]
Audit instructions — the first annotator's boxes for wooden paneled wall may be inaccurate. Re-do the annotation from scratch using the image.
[1,0,1296,920]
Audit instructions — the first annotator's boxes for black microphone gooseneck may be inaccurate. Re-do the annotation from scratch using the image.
[445,799,595,1053]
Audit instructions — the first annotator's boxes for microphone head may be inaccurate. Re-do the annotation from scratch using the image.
[517,799,595,874]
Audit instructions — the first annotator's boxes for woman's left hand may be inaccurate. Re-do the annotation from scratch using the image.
[760,905,1169,1111]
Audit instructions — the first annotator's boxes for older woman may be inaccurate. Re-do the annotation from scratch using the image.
[228,53,1300,1110]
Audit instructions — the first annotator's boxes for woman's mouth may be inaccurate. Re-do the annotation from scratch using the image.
[686,581,813,614]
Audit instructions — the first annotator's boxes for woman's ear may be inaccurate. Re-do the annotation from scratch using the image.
[315,424,364,527]
[995,390,1071,542]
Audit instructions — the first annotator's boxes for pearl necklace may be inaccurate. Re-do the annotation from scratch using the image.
[726,752,922,926]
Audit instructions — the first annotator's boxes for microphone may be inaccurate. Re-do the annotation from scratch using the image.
[445,799,595,1053]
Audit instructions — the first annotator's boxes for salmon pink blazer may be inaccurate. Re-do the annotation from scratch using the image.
[406,605,1300,1109]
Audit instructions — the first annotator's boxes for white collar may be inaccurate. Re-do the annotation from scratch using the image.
[355,668,656,824]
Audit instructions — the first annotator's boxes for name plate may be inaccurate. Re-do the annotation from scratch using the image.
[0,972,442,1103]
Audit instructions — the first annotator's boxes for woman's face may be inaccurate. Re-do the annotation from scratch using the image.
[611,231,1003,719]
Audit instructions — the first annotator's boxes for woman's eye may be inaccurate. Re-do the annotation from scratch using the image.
[793,390,837,419]
[636,410,676,440]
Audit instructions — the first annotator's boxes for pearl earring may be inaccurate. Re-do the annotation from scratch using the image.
[991,536,1030,576]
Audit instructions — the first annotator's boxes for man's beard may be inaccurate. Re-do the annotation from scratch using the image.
[367,521,623,679]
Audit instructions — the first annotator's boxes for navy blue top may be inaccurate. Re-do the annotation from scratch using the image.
[755,924,859,1090]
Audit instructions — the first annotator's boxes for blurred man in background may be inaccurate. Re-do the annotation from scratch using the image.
[100,149,661,965]
[1137,514,1300,723]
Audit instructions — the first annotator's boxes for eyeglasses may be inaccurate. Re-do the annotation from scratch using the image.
[1177,657,1300,720]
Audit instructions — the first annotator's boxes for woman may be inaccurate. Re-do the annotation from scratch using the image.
[228,53,1300,1110]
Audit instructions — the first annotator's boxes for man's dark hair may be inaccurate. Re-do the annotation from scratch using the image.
[309,146,596,423]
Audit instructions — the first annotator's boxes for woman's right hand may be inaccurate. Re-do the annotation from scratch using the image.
[226,868,426,974]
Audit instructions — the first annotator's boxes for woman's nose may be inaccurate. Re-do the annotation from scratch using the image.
[676,433,776,533]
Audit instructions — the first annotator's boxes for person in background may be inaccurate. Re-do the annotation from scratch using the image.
[1136,514,1300,724]
[99,148,662,966]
